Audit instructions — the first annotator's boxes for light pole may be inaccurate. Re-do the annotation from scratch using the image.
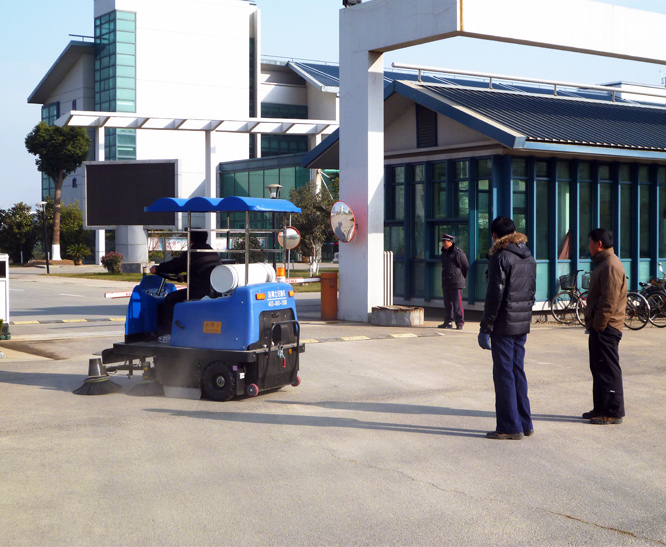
[37,201,49,274]
[265,184,283,271]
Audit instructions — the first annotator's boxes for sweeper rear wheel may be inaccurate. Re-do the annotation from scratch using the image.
[201,361,236,401]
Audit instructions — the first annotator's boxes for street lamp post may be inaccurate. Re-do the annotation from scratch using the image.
[37,201,49,274]
[265,184,283,272]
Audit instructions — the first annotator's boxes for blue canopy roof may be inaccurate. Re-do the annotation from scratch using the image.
[145,196,301,213]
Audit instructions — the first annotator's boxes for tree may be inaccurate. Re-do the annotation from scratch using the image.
[59,199,93,253]
[290,180,338,262]
[25,122,90,261]
[232,235,266,263]
[0,203,40,263]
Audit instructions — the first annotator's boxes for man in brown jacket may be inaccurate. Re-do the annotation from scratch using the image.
[583,228,627,425]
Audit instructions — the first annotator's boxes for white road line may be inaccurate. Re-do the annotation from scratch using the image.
[60,293,85,298]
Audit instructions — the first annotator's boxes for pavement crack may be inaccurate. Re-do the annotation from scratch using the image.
[323,451,666,546]
[540,509,666,545]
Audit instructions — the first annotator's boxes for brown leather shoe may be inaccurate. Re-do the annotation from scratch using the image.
[590,416,623,425]
[486,431,524,440]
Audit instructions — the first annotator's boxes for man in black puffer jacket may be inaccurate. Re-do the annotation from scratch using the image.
[478,217,537,440]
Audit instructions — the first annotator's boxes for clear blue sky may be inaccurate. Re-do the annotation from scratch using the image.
[2,0,666,210]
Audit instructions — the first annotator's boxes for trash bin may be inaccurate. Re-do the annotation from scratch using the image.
[320,271,338,321]
[0,254,9,330]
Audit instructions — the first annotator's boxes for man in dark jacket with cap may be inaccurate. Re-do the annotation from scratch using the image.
[150,230,220,341]
[439,233,469,329]
[478,216,537,440]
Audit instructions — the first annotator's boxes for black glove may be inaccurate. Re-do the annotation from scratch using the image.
[477,331,492,351]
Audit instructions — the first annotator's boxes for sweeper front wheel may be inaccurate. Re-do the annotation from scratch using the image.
[201,361,236,401]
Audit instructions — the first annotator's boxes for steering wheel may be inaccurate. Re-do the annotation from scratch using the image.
[154,272,183,296]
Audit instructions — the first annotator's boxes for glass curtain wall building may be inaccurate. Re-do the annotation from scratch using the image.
[94,10,137,160]
[386,155,666,304]
[40,102,60,197]
[217,155,312,256]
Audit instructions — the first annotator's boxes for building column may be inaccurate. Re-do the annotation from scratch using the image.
[115,225,148,264]
[205,130,217,249]
[338,35,385,322]
[94,126,105,265]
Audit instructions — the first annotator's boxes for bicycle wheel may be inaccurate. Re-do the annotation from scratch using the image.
[625,292,649,330]
[575,291,588,326]
[647,292,666,328]
[551,291,577,324]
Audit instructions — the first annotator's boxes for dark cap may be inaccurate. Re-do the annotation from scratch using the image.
[441,233,455,241]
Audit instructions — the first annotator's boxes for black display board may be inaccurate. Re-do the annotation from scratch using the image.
[85,161,177,227]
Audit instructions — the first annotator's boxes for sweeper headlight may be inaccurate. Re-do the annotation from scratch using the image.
[256,293,266,300]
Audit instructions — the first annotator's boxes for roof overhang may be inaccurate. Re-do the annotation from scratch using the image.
[28,41,94,104]
[394,80,527,148]
[522,142,666,161]
[56,111,338,135]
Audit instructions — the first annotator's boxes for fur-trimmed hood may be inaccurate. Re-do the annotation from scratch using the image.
[488,232,529,257]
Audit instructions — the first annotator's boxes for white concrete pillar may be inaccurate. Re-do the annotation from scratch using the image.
[94,126,105,265]
[115,225,148,263]
[95,229,105,265]
[338,24,385,322]
[205,130,217,248]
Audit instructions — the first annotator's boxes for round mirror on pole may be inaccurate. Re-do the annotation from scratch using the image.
[330,201,356,243]
[278,227,301,249]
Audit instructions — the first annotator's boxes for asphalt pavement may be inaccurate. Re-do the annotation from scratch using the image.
[0,266,665,546]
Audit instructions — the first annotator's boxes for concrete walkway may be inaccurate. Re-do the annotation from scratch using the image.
[0,266,665,546]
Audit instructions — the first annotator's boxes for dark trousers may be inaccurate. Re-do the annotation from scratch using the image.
[161,289,187,335]
[491,333,533,434]
[443,288,464,327]
[589,326,625,417]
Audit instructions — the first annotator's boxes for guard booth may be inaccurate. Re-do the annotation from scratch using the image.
[0,254,8,324]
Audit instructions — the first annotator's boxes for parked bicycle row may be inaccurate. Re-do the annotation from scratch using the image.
[549,263,666,330]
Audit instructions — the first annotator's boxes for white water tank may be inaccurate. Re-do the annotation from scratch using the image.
[210,263,276,294]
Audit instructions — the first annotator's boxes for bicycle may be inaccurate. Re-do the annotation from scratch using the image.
[625,289,649,330]
[575,272,591,326]
[639,262,666,328]
[551,270,586,325]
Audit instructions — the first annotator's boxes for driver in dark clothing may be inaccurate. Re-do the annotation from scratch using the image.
[150,230,220,341]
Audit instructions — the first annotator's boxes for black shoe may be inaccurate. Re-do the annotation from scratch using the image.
[590,416,623,425]
[438,323,453,329]
[455,324,463,330]
[524,429,535,437]
[486,431,524,440]
[582,410,601,420]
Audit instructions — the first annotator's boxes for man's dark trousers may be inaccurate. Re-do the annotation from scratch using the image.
[491,333,533,434]
[589,326,625,417]
[443,288,464,327]
[161,289,188,335]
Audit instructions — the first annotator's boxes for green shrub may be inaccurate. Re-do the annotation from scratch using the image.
[101,251,123,273]
[66,243,91,262]
[149,250,164,263]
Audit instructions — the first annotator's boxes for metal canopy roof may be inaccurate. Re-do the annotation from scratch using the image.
[412,81,666,151]
[304,77,666,169]
[56,111,338,135]
[145,196,301,213]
